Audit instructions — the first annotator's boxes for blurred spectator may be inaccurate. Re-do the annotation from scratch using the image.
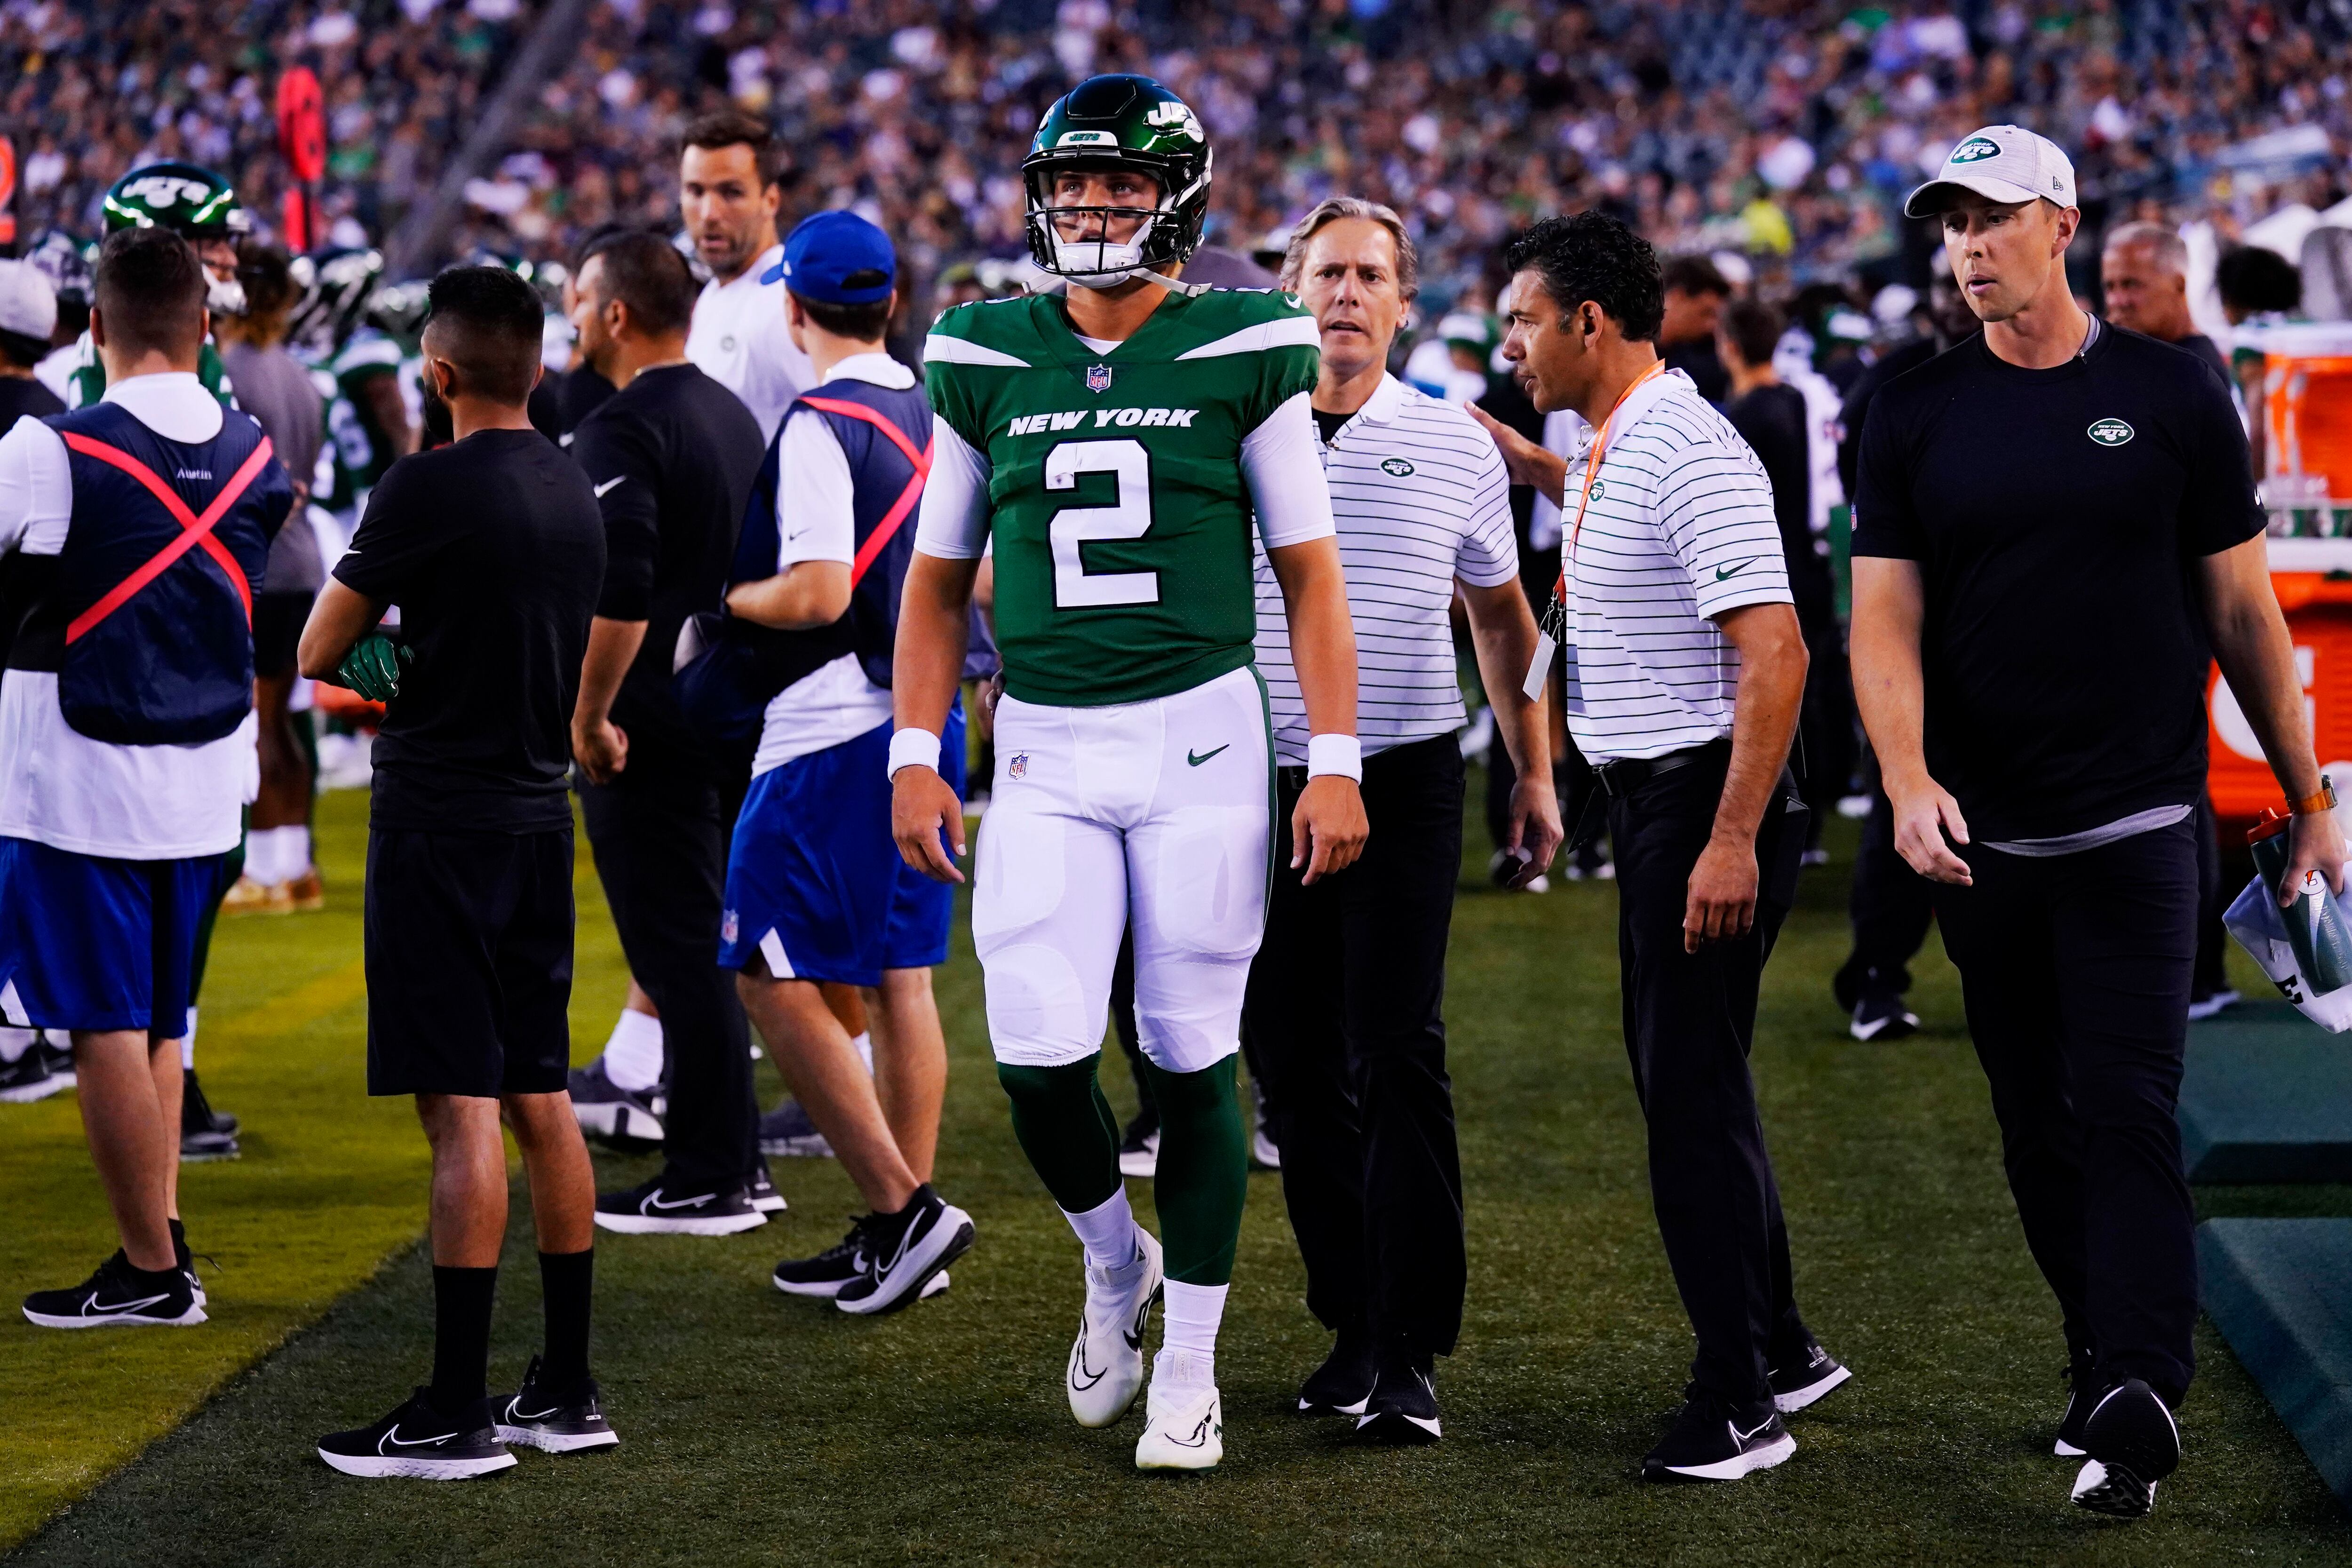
[1659,254,1732,403]
[2101,223,2227,381]
[0,260,62,432]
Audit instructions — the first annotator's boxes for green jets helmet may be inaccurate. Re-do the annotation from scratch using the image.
[1021,74,1212,286]
[102,162,248,241]
[286,247,387,361]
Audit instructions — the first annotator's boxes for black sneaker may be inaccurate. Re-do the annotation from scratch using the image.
[1356,1342,1441,1445]
[183,1068,238,1135]
[1768,1335,1852,1414]
[1849,995,1919,1043]
[593,1174,767,1236]
[2071,1378,2180,1518]
[1117,1122,1159,1179]
[494,1356,620,1454]
[1295,1325,1377,1416]
[0,1039,66,1103]
[317,1388,517,1480]
[1641,1390,1796,1483]
[834,1185,973,1316]
[38,1034,76,1090]
[168,1217,208,1309]
[568,1059,664,1148]
[774,1217,875,1298]
[758,1098,833,1158]
[746,1158,787,1214]
[23,1250,205,1329]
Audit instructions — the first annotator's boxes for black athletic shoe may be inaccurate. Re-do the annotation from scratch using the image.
[317,1389,517,1480]
[1768,1335,1852,1414]
[0,1040,66,1103]
[1641,1390,1796,1483]
[169,1218,208,1310]
[23,1250,205,1329]
[494,1356,620,1454]
[38,1035,77,1090]
[593,1174,766,1236]
[568,1059,664,1148]
[1117,1114,1159,1179]
[1295,1325,1377,1416]
[2071,1378,2180,1518]
[1849,994,1919,1043]
[747,1159,787,1214]
[773,1217,875,1298]
[757,1098,833,1158]
[834,1185,973,1316]
[1356,1343,1441,1445]
[180,1068,239,1161]
[2053,1351,2099,1457]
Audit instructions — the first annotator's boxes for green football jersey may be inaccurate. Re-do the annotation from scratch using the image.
[63,334,235,409]
[322,329,406,501]
[925,287,1319,707]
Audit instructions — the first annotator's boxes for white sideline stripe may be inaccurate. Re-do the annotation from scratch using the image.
[924,334,1031,369]
[1174,316,1321,359]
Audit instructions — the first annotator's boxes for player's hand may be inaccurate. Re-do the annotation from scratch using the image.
[2281,806,2350,906]
[1685,833,1759,952]
[1498,771,1565,889]
[572,716,628,785]
[1466,403,1568,504]
[331,632,411,704]
[1292,775,1368,885]
[892,765,968,884]
[1886,772,1973,886]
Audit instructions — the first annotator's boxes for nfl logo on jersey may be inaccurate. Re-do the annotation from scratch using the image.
[1085,364,1114,394]
[721,908,739,945]
[1009,752,1029,781]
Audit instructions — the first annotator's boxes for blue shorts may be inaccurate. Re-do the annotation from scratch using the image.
[720,702,964,987]
[0,836,234,1037]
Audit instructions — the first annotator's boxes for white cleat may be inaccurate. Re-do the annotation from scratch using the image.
[1135,1349,1223,1472]
[1068,1228,1162,1428]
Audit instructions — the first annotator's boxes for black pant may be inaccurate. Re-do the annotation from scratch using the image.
[1933,820,2199,1405]
[1245,734,1468,1357]
[578,753,755,1192]
[1836,782,1937,1009]
[1610,747,1812,1407]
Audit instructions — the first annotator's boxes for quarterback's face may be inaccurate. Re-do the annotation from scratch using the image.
[1941,193,2077,324]
[1293,217,1406,381]
[1047,168,1163,248]
[680,142,782,283]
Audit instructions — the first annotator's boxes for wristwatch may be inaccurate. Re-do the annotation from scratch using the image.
[2291,776,2337,815]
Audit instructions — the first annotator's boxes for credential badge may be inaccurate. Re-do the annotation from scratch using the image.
[1086,363,1114,394]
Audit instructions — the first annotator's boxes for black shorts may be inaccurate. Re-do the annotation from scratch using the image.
[364,826,574,1097]
[253,589,315,680]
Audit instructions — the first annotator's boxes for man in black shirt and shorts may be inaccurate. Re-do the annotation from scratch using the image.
[1852,126,2344,1520]
[302,266,617,1477]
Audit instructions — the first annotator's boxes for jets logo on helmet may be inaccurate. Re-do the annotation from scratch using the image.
[1022,74,1213,289]
[102,162,247,239]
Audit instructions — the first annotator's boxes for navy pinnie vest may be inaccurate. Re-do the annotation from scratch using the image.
[8,402,292,745]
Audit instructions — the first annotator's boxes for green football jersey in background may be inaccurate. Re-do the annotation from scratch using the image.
[925,287,1318,708]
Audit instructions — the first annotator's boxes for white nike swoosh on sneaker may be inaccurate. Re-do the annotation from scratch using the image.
[508,1403,563,1422]
[381,1426,454,1449]
[86,1292,169,1315]
[1732,1418,1775,1444]
[594,476,627,497]
[645,1192,712,1211]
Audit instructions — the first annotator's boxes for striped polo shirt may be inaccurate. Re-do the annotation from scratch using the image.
[1559,367,1791,763]
[1254,374,1518,765]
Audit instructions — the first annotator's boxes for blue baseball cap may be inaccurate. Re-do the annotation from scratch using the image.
[760,211,896,304]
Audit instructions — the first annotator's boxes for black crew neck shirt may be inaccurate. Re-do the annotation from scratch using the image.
[335,427,606,833]
[566,363,763,757]
[1724,382,1829,627]
[1853,324,2265,841]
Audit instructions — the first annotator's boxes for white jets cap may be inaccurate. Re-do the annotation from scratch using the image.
[0,260,56,343]
[1904,125,2077,218]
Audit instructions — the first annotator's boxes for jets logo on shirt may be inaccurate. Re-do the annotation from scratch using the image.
[2087,418,2135,447]
[1587,480,1606,502]
[1380,457,1416,477]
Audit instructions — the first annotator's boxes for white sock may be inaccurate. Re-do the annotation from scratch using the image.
[851,1030,873,1074]
[1063,1186,1138,1272]
[283,824,312,876]
[602,1007,664,1092]
[0,1025,34,1064]
[181,1011,197,1070]
[243,830,277,885]
[1161,1281,1227,1371]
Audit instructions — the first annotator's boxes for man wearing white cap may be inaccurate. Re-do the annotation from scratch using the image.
[0,261,64,434]
[1850,124,2341,1520]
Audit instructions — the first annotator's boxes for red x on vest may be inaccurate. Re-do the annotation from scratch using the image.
[57,431,273,645]
[798,396,933,587]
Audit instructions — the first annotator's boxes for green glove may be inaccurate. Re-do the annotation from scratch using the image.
[334,632,413,703]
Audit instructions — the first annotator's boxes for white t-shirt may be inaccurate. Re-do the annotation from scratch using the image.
[686,243,815,446]
[751,352,905,776]
[1254,375,1518,764]
[1559,368,1792,763]
[0,372,259,858]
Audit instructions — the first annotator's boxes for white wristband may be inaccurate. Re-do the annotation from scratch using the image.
[1306,733,1363,782]
[887,727,942,780]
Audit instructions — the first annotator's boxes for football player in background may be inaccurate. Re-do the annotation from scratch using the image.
[889,74,1366,1472]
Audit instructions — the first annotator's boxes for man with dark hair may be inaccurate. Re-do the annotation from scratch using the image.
[560,229,777,1233]
[1659,253,1733,404]
[680,111,811,442]
[1477,209,1845,1483]
[302,264,615,1476]
[2,225,292,1328]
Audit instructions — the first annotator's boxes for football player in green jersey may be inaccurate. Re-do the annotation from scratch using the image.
[64,164,245,410]
[890,74,1367,1472]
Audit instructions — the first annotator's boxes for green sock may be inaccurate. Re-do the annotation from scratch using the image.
[997,1056,1122,1214]
[1142,1055,1248,1286]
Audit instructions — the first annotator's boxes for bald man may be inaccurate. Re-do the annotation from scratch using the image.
[2101,223,2228,385]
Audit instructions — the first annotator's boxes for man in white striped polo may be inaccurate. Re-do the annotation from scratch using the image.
[1476,211,1849,1483]
[1246,197,1562,1444]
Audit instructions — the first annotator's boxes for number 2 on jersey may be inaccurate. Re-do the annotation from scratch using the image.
[1045,439,1158,609]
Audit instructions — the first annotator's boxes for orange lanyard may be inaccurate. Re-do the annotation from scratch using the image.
[1558,359,1666,584]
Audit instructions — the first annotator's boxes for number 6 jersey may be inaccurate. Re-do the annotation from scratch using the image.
[916,287,1332,708]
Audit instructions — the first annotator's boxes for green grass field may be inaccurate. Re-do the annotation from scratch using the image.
[3,783,2349,1566]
